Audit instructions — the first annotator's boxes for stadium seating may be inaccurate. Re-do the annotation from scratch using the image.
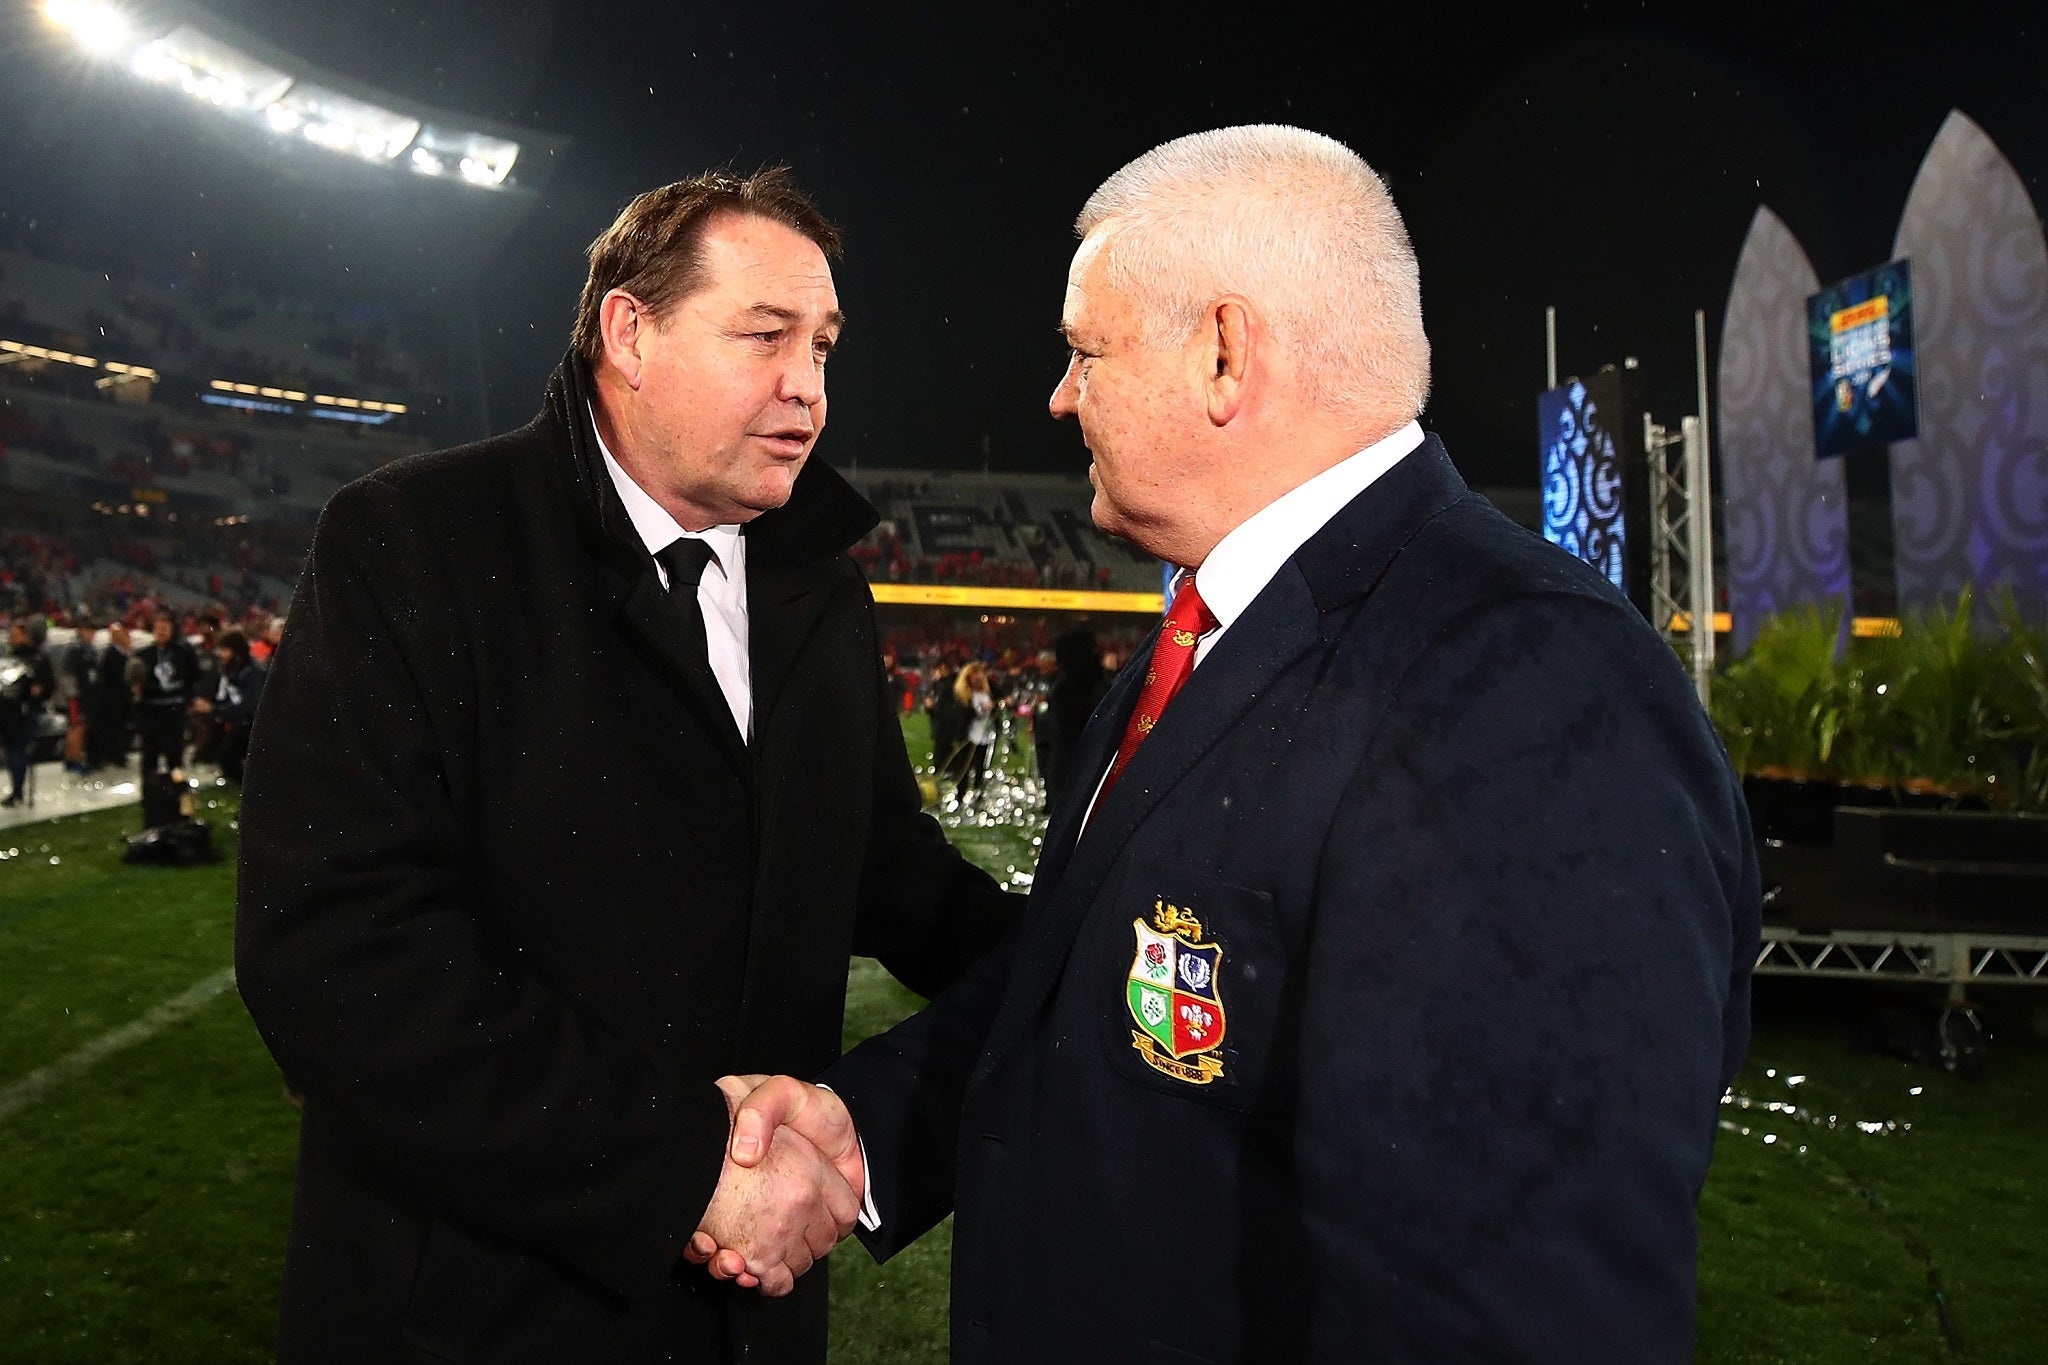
[1,243,430,401]
[843,467,1159,591]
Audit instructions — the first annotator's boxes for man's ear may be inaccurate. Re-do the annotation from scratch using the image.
[599,289,647,388]
[1206,297,1252,427]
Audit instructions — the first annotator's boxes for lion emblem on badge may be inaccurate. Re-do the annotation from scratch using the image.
[1125,900,1228,1085]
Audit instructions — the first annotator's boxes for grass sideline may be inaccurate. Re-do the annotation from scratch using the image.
[0,724,2038,1362]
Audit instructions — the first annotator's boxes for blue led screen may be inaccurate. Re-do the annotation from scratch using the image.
[1539,375,1629,593]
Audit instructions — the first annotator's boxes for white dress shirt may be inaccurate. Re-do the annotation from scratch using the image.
[591,415,753,740]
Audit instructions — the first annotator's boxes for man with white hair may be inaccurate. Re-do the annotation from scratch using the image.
[711,125,1761,1361]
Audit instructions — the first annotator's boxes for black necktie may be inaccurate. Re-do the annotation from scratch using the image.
[654,538,717,676]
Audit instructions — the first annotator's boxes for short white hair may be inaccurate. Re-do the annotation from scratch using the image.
[1076,124,1431,423]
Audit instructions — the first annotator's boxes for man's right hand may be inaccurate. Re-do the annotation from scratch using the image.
[684,1075,866,1293]
[688,1076,861,1297]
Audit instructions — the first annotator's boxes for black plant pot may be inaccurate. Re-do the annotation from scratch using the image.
[1745,774,1996,931]
[1742,774,1986,847]
[1834,805,2048,934]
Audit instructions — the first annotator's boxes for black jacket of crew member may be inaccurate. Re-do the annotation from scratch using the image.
[88,640,134,768]
[1,642,55,737]
[131,633,199,777]
[210,656,266,783]
[132,635,200,712]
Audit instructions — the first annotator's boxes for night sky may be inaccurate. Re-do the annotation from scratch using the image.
[7,0,2043,492]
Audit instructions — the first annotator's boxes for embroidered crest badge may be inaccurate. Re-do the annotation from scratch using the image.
[1126,899,1227,1084]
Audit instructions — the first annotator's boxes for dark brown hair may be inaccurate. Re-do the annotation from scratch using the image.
[572,165,843,368]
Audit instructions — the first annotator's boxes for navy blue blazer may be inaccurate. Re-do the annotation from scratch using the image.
[827,436,1761,1363]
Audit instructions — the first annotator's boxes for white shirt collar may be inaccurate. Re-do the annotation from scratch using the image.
[1189,421,1424,633]
[589,404,742,578]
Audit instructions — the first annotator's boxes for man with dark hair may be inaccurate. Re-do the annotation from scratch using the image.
[235,167,1016,1363]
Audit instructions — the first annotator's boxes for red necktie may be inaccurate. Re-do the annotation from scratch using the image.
[1095,574,1217,806]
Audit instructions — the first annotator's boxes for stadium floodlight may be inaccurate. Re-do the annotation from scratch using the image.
[272,82,419,163]
[0,338,97,367]
[410,124,519,188]
[129,26,293,113]
[42,0,135,57]
[41,5,542,190]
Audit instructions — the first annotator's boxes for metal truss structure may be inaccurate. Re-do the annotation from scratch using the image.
[1643,311,1717,708]
[1757,924,2048,1001]
[1757,924,2048,1072]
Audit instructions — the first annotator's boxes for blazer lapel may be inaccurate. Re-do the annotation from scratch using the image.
[615,575,748,774]
[1080,568,1323,860]
[746,558,838,736]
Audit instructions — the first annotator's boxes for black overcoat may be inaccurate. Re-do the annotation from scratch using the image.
[827,438,1762,1362]
[235,351,1016,1363]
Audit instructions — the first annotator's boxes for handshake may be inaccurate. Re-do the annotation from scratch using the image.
[682,1074,864,1297]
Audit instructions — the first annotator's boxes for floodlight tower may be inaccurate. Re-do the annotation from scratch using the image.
[23,0,569,444]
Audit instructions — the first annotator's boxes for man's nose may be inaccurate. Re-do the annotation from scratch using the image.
[780,348,826,408]
[1048,357,1080,420]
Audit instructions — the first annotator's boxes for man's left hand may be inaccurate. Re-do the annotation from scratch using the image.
[684,1074,866,1291]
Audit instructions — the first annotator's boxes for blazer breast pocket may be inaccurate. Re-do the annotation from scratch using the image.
[1092,861,1285,1113]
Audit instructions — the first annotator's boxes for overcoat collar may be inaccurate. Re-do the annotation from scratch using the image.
[976,435,1472,1089]
[535,347,879,774]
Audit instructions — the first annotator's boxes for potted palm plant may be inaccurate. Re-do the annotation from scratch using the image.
[1711,588,2048,931]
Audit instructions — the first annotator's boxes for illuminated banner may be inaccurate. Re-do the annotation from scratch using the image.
[869,584,1165,614]
[1538,368,1647,611]
[1807,260,1918,456]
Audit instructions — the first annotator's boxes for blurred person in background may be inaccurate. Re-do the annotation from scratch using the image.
[86,621,134,772]
[58,616,97,774]
[252,614,285,665]
[188,611,224,765]
[923,654,966,779]
[190,627,263,784]
[951,659,996,804]
[1021,647,1058,797]
[128,610,197,778]
[234,166,1016,1364]
[1040,626,1109,820]
[2,619,54,806]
